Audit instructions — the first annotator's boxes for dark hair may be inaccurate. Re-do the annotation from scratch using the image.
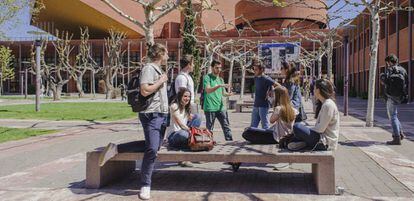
[173,87,191,117]
[147,43,167,61]
[385,54,398,65]
[281,61,297,83]
[314,79,335,118]
[180,54,194,69]
[211,59,221,67]
[251,57,264,69]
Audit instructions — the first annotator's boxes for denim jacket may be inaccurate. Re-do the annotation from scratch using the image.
[284,81,302,110]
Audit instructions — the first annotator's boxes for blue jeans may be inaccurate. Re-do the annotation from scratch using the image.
[168,114,202,149]
[386,99,402,137]
[293,123,327,151]
[138,112,168,187]
[250,107,270,129]
[205,110,233,141]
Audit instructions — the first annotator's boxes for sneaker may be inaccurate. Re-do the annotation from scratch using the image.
[386,136,401,145]
[139,186,151,200]
[178,161,194,167]
[99,143,118,166]
[400,130,405,141]
[287,141,306,151]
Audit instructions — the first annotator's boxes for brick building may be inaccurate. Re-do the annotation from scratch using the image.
[0,0,327,94]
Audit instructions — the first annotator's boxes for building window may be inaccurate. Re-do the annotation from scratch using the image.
[389,13,397,35]
[380,19,386,39]
[399,11,409,30]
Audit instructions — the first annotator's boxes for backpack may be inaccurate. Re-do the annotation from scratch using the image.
[167,73,190,103]
[127,66,161,112]
[382,66,408,104]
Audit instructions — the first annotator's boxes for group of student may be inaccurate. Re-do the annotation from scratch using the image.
[242,59,340,152]
[135,43,340,200]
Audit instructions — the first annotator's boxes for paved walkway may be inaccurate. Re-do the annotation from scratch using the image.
[0,95,413,200]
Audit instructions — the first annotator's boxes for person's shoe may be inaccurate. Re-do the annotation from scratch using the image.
[178,161,194,167]
[386,136,401,145]
[287,141,306,151]
[400,130,405,141]
[139,186,151,200]
[99,143,118,166]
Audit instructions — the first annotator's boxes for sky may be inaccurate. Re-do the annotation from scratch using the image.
[0,0,365,40]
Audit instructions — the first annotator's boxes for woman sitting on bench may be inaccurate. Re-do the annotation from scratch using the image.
[167,87,201,149]
[288,79,339,151]
[242,86,297,144]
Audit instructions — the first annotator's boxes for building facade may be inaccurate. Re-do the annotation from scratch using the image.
[335,0,414,102]
[0,0,327,94]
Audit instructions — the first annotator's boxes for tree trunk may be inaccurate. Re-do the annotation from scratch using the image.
[91,71,96,97]
[0,73,3,96]
[145,25,155,50]
[327,40,334,81]
[240,61,246,100]
[227,59,234,92]
[51,84,63,101]
[366,12,380,127]
[75,76,85,97]
[105,72,115,99]
[318,55,323,79]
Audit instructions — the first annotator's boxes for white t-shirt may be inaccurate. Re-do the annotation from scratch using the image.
[311,99,340,150]
[166,103,189,138]
[175,72,195,104]
[272,106,298,141]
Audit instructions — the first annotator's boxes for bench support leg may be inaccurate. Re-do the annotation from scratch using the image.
[312,158,335,195]
[86,151,136,189]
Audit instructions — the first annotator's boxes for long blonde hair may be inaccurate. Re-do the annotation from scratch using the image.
[273,86,295,123]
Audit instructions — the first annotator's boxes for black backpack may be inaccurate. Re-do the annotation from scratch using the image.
[382,66,408,104]
[127,66,161,112]
[167,73,190,103]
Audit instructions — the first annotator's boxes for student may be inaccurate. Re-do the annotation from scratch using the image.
[243,86,297,144]
[281,62,305,122]
[138,43,169,200]
[289,79,340,151]
[203,59,233,141]
[250,58,278,129]
[167,87,201,146]
[166,88,201,166]
[380,54,408,145]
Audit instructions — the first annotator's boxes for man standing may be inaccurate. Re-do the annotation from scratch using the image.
[203,59,233,141]
[174,54,202,167]
[251,58,277,129]
[380,54,409,145]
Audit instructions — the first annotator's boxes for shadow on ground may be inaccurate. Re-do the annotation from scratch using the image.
[68,167,318,197]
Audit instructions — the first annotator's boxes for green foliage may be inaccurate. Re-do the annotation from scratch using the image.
[273,0,287,7]
[359,92,368,100]
[182,0,202,92]
[0,45,15,81]
[336,78,344,96]
[0,102,136,121]
[0,0,44,39]
[0,127,57,143]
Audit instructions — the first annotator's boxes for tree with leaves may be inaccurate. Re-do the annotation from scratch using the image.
[0,46,15,95]
[0,0,44,39]
[182,0,202,92]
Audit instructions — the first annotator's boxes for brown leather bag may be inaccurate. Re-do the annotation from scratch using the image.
[188,127,215,151]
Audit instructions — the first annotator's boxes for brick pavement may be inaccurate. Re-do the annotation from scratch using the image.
[0,95,413,200]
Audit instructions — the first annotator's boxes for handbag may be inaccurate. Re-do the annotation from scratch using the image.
[188,127,215,151]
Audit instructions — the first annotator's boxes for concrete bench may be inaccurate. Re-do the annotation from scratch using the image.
[235,103,253,112]
[85,141,335,194]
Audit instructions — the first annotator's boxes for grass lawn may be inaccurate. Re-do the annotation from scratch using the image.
[0,127,57,143]
[0,102,136,121]
[0,95,74,100]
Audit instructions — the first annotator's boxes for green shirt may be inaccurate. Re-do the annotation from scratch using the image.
[203,74,225,112]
